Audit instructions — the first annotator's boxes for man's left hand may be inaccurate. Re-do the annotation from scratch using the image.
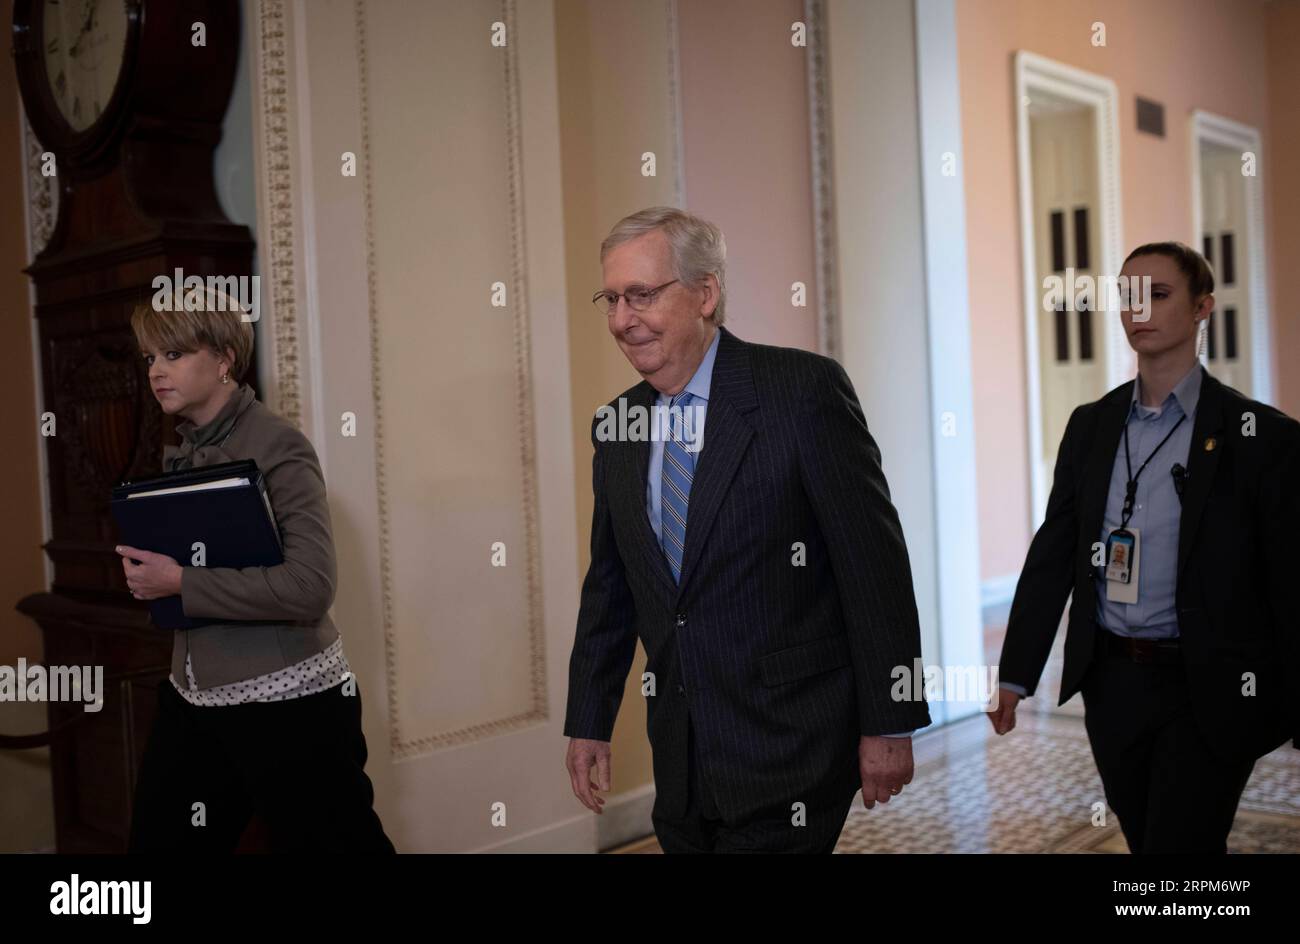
[858,735,914,809]
[116,545,183,600]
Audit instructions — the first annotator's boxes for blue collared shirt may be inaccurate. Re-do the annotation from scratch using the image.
[1093,363,1202,638]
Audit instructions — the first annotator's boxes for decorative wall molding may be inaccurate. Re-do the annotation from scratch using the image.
[355,0,547,759]
[667,0,685,208]
[496,0,549,751]
[805,0,840,360]
[255,0,303,429]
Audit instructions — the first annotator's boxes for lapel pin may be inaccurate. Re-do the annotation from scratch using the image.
[1204,437,1217,452]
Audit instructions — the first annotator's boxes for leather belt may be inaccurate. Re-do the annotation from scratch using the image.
[1101,628,1182,665]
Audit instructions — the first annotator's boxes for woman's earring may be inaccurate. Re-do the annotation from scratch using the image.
[221,373,229,384]
[1197,319,1207,360]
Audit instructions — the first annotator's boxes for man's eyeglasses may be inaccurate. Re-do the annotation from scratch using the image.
[592,279,679,315]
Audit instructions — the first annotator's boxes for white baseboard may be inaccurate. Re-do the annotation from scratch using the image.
[596,783,655,851]
[470,784,656,854]
[980,573,1018,609]
[469,809,593,853]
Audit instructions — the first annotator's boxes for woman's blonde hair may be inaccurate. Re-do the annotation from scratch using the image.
[130,284,254,381]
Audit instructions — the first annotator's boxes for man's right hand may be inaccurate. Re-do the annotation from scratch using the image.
[988,686,1022,735]
[566,738,612,814]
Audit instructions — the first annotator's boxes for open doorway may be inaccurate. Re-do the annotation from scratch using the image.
[1014,53,1127,527]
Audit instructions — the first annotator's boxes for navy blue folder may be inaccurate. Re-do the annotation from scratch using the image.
[110,459,284,630]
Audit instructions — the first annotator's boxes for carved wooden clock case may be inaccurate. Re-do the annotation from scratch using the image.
[10,0,256,851]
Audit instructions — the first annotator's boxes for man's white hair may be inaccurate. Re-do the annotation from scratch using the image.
[600,206,727,325]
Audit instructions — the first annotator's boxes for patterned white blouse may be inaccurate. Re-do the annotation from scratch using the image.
[170,636,352,707]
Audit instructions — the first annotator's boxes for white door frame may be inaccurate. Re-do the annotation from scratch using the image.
[1014,51,1126,528]
[1189,110,1274,404]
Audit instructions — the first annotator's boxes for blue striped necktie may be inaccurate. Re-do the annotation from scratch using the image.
[660,391,695,584]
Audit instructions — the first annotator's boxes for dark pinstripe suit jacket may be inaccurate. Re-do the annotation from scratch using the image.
[563,326,932,821]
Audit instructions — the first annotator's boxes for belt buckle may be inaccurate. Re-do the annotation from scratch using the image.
[1129,638,1157,664]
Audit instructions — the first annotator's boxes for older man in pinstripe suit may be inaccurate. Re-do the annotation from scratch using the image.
[563,207,931,853]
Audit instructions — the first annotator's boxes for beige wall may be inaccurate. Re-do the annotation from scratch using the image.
[1267,1,1300,415]
[957,0,1292,581]
[678,0,819,351]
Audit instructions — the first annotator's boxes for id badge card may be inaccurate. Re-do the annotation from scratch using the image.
[1105,527,1140,604]
[1105,529,1134,583]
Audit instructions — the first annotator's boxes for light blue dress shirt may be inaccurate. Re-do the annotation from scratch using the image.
[1093,363,1201,638]
[645,328,912,739]
[1001,363,1201,699]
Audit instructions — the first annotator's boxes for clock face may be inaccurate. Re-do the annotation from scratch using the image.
[42,0,129,132]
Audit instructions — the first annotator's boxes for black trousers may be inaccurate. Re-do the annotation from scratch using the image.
[1080,645,1256,854]
[651,714,856,854]
[129,677,395,853]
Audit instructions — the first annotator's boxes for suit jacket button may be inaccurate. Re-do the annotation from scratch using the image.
[677,684,686,695]
[676,614,686,627]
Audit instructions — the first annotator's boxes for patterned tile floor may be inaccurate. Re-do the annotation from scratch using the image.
[615,617,1300,853]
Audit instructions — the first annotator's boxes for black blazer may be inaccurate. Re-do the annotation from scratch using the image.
[564,326,931,821]
[1000,367,1300,763]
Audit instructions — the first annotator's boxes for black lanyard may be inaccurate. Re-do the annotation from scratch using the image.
[1120,411,1186,528]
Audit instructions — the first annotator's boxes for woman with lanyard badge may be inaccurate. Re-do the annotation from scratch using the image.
[120,286,394,853]
[992,242,1300,853]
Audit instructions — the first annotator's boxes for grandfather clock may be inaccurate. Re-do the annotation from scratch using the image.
[11,0,255,851]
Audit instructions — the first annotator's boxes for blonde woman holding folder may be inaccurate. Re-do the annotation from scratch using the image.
[118,286,393,853]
